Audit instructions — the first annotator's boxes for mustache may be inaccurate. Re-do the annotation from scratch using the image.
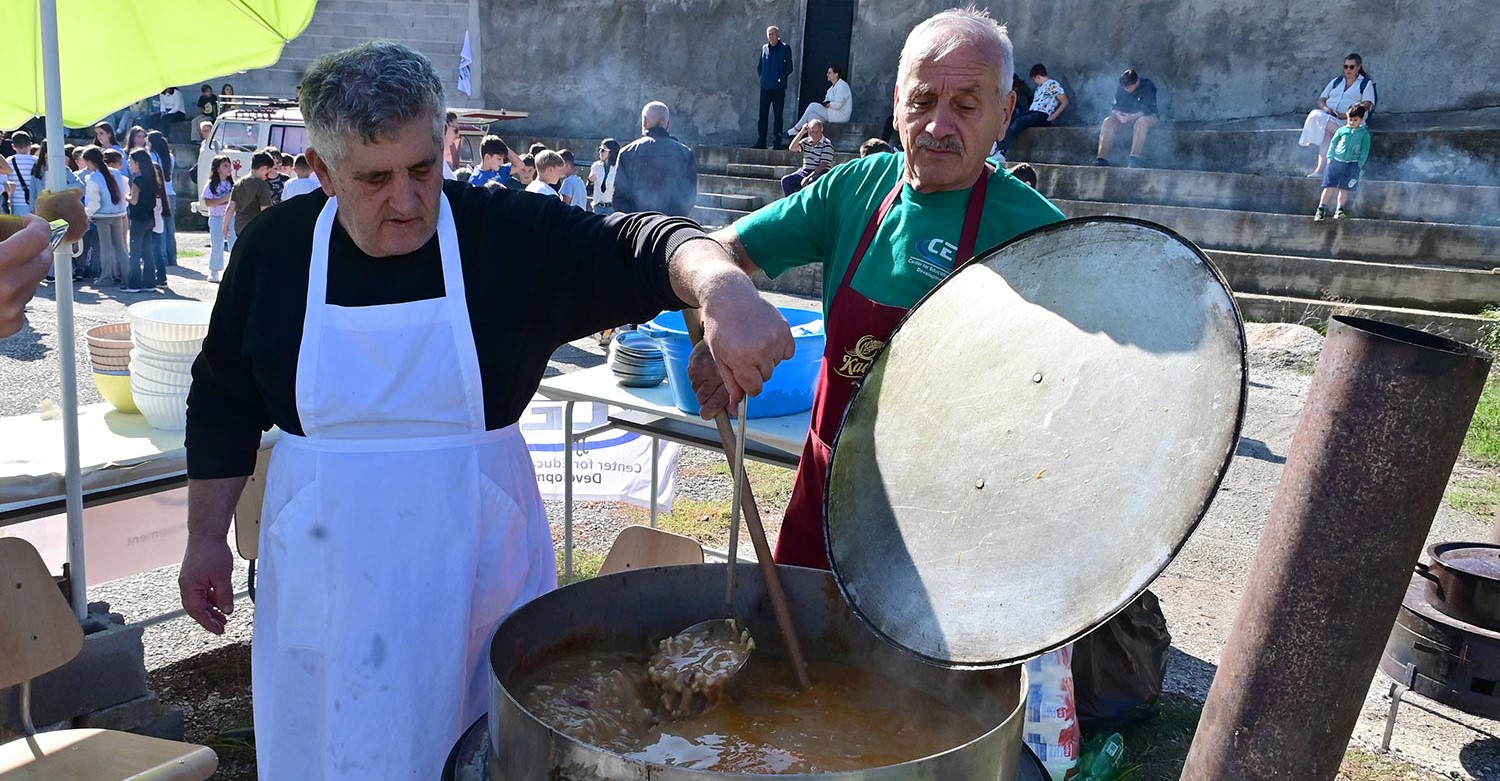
[914,133,963,154]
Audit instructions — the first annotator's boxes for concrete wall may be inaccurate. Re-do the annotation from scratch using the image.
[221,0,1496,145]
[223,0,478,104]
[480,0,802,146]
[481,0,1499,144]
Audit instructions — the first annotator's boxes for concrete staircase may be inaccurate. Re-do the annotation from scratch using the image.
[688,125,1500,343]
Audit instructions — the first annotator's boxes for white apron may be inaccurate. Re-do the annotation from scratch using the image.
[252,195,556,780]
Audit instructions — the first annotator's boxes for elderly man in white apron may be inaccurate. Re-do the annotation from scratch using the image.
[177,41,795,780]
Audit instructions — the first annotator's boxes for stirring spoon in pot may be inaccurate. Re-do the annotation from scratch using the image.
[680,308,813,692]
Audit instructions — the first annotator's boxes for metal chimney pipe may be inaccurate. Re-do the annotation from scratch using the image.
[1182,316,1490,781]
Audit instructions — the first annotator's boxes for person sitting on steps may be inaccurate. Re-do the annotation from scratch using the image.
[1095,68,1158,168]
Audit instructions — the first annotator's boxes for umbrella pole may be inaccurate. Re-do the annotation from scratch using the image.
[40,0,88,621]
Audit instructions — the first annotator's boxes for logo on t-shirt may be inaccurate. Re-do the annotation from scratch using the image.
[909,237,958,282]
[835,334,886,380]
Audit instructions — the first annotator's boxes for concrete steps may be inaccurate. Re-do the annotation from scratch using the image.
[1207,250,1500,314]
[692,205,751,228]
[1034,164,1500,228]
[1234,293,1490,344]
[697,192,764,211]
[1052,199,1500,271]
[1008,125,1500,188]
[699,174,784,204]
[726,163,800,179]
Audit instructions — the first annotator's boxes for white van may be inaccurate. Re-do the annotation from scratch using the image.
[192,96,528,214]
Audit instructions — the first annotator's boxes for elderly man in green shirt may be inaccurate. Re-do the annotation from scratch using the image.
[694,7,1066,569]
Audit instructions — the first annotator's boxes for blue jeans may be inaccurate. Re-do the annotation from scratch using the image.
[1000,111,1050,155]
[160,212,178,266]
[127,220,153,289]
[593,204,614,215]
[151,231,169,284]
[207,215,226,275]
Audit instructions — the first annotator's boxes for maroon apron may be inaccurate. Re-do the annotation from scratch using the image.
[774,169,991,569]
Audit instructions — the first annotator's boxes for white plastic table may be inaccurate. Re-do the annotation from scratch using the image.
[536,365,811,577]
[0,402,278,584]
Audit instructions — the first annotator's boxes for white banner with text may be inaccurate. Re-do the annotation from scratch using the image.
[519,398,679,513]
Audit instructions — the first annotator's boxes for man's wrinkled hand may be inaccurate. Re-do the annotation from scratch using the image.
[688,341,736,420]
[34,188,89,242]
[179,537,236,634]
[698,291,795,408]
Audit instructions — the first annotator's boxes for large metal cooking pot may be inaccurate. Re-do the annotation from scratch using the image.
[489,563,1026,780]
[488,218,1247,779]
[1417,541,1500,629]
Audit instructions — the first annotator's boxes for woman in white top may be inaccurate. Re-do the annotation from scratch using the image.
[787,66,854,136]
[1299,53,1377,176]
[80,146,129,287]
[588,138,620,214]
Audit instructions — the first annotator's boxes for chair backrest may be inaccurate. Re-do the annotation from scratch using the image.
[598,526,704,577]
[0,538,84,689]
[233,446,274,560]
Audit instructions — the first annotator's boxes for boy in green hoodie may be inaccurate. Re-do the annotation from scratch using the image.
[1314,103,1371,221]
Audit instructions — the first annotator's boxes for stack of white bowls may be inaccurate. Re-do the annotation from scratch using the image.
[126,300,213,431]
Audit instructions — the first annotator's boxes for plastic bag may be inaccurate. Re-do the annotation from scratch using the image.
[1023,644,1080,780]
[1072,590,1171,730]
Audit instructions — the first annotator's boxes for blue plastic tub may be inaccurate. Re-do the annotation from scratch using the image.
[638,307,824,418]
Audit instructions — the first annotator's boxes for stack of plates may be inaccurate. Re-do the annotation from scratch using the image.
[610,330,666,388]
[126,301,213,431]
[85,323,138,413]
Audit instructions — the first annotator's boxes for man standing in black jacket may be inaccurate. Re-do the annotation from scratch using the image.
[755,25,794,150]
[614,101,698,218]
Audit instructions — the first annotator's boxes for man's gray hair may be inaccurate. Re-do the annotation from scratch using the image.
[897,6,1014,100]
[642,101,670,129]
[301,40,446,166]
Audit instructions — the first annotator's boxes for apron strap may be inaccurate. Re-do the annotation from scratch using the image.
[843,164,994,288]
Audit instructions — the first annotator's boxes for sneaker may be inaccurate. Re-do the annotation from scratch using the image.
[1335,208,1350,220]
[1313,206,1328,222]
[1306,171,1321,178]
[1127,155,1143,169]
[208,270,220,283]
[121,287,141,293]
[785,127,797,136]
[1094,157,1110,167]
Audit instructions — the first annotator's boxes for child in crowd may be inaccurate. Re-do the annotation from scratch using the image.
[1313,103,1371,222]
[859,138,893,157]
[470,135,512,189]
[123,149,161,292]
[224,151,275,252]
[82,145,129,288]
[201,156,233,282]
[526,150,567,198]
[280,155,322,200]
[507,154,536,190]
[556,149,588,210]
[1008,163,1038,190]
[261,146,287,204]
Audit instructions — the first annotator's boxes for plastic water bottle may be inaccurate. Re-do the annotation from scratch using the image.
[1023,645,1080,781]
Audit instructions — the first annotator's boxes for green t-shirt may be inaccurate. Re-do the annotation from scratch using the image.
[734,152,1066,315]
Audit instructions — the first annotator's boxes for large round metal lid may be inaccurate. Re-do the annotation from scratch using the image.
[826,217,1246,667]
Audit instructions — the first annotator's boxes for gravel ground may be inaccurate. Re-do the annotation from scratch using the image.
[4,236,1498,779]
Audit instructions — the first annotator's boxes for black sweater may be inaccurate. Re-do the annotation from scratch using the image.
[185,181,698,479]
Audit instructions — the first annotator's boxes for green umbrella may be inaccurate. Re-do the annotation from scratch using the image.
[19,0,315,620]
[5,0,315,129]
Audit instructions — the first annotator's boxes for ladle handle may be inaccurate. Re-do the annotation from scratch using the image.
[684,307,813,691]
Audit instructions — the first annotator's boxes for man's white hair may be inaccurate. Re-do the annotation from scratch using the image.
[642,101,670,129]
[897,6,1014,100]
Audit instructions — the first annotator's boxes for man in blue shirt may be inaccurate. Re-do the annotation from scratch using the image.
[755,25,794,150]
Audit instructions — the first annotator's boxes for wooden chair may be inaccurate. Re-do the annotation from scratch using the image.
[0,538,217,780]
[233,447,274,600]
[598,525,705,577]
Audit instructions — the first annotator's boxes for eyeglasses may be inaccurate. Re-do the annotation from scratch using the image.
[1344,64,1359,70]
